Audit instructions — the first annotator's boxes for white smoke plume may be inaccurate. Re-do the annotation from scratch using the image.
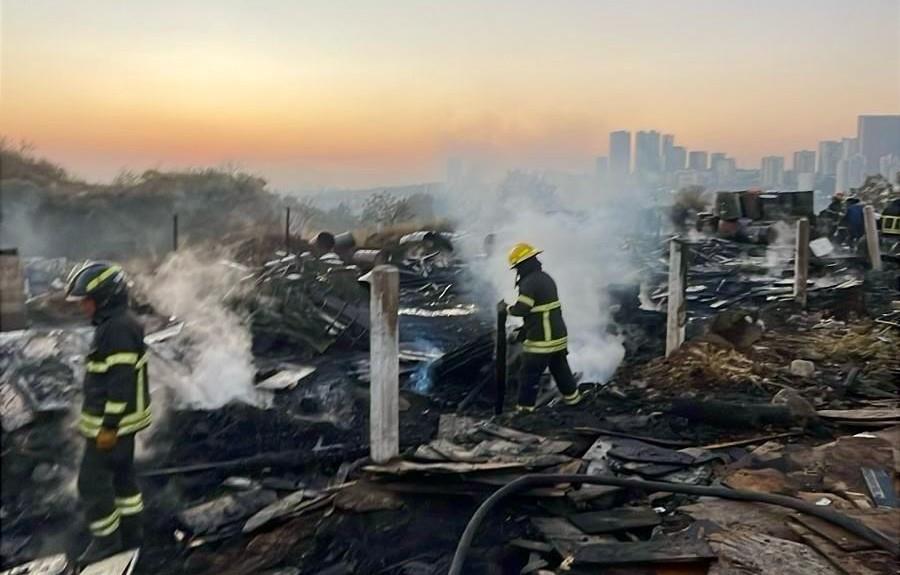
[457,171,631,383]
[765,220,795,275]
[139,251,269,409]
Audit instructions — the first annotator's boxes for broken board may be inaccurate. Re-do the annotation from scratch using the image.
[680,499,798,541]
[0,554,67,575]
[530,517,615,558]
[256,366,316,391]
[0,382,34,432]
[816,409,900,423]
[80,549,139,575]
[788,519,898,575]
[708,531,841,575]
[572,538,715,566]
[567,507,662,534]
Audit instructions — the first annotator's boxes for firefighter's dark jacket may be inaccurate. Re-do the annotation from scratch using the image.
[79,301,151,438]
[508,262,568,354]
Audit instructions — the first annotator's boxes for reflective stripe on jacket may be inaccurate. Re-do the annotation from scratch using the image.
[508,269,568,354]
[80,306,151,437]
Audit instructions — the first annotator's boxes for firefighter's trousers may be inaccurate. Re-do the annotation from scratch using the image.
[518,350,578,408]
[78,435,143,540]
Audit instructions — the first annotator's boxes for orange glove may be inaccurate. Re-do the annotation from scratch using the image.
[96,428,118,451]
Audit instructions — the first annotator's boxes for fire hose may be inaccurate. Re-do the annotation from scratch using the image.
[448,473,899,575]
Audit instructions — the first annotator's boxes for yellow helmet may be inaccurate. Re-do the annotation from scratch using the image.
[507,242,542,268]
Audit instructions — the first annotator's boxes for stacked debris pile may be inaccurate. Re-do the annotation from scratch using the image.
[634,235,870,324]
[641,341,775,393]
[337,415,898,574]
[855,174,898,211]
[0,328,92,431]
[241,254,369,356]
[634,308,900,404]
[0,329,94,567]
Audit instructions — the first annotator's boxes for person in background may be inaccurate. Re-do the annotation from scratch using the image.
[843,197,865,243]
[506,243,582,412]
[817,192,845,238]
[65,262,150,564]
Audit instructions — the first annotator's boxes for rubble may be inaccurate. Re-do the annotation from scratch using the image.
[790,359,816,377]
[2,187,899,574]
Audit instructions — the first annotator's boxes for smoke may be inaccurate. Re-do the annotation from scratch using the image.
[457,171,630,383]
[766,221,795,275]
[139,251,269,409]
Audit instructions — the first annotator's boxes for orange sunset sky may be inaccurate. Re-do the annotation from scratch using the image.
[2,0,899,189]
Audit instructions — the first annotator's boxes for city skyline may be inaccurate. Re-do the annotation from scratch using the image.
[594,113,899,192]
[2,0,898,189]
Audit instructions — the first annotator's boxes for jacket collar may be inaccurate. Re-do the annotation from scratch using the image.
[92,301,127,325]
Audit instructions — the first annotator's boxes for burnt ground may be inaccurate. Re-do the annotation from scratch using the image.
[2,266,898,574]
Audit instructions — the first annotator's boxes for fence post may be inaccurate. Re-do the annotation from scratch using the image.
[863,205,882,271]
[494,301,508,415]
[285,207,291,251]
[665,239,688,357]
[369,265,399,463]
[793,218,809,306]
[172,214,179,252]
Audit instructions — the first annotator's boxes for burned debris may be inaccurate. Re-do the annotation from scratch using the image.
[2,148,899,574]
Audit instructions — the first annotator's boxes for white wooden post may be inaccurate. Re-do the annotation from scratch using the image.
[368,265,399,463]
[665,239,687,357]
[793,218,809,307]
[863,205,882,271]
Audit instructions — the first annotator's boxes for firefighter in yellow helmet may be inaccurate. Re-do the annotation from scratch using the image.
[507,243,581,411]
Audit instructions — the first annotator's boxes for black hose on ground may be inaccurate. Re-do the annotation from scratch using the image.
[447,473,899,575]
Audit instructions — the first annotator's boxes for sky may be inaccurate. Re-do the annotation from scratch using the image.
[2,0,899,190]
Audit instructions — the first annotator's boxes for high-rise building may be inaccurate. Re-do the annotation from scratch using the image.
[793,150,816,174]
[836,154,866,193]
[675,170,711,188]
[609,131,632,182]
[858,115,900,175]
[670,146,687,172]
[713,157,736,187]
[817,141,841,176]
[841,137,859,159]
[760,156,785,188]
[796,172,816,191]
[688,151,708,171]
[635,130,662,176]
[595,156,609,182]
[661,134,676,172]
[880,154,900,181]
[709,153,726,169]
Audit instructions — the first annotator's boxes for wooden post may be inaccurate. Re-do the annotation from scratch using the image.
[172,214,179,252]
[285,207,291,251]
[793,218,809,307]
[368,265,399,463]
[0,248,28,331]
[494,300,508,415]
[665,239,687,357]
[863,205,882,271]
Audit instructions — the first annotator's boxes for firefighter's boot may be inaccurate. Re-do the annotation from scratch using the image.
[120,515,144,549]
[77,532,123,565]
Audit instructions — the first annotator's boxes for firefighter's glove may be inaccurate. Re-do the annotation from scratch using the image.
[96,428,118,451]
